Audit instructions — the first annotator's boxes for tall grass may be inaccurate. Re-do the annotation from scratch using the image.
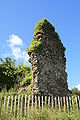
[0,107,80,120]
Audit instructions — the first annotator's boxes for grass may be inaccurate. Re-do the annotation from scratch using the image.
[0,106,80,120]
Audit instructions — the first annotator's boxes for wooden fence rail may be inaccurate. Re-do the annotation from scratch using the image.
[0,95,80,115]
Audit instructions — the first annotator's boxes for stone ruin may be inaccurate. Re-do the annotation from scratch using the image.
[27,18,69,96]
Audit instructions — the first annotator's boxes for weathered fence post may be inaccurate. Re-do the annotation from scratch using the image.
[21,94,24,114]
[3,96,6,110]
[72,96,74,109]
[48,96,50,107]
[51,95,53,108]
[55,97,57,109]
[35,95,37,109]
[14,95,17,116]
[11,96,13,113]
[44,96,46,107]
[28,95,30,118]
[32,95,33,110]
[7,96,10,111]
[63,96,65,112]
[60,97,62,107]
[75,96,78,112]
[42,95,43,110]
[24,94,27,116]
[38,96,40,108]
[17,95,20,116]
[58,96,60,110]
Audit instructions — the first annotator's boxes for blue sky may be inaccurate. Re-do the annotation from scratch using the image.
[0,0,80,90]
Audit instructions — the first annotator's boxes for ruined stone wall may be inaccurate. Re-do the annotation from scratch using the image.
[27,19,69,96]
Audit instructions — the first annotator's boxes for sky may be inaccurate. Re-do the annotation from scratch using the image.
[0,0,80,90]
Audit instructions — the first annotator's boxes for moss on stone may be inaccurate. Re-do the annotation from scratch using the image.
[26,39,41,54]
[27,18,66,55]
[34,18,55,36]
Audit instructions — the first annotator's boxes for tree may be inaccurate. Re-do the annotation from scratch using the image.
[0,57,32,91]
[15,62,32,88]
[70,87,80,96]
[0,57,16,91]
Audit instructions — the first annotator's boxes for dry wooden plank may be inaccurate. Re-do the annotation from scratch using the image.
[7,96,10,110]
[3,96,6,110]
[14,95,17,116]
[28,95,30,118]
[32,95,33,109]
[17,95,20,116]
[35,95,37,108]
[24,94,27,116]
[60,97,62,107]
[63,96,65,112]
[51,95,53,108]
[55,97,57,108]
[42,96,43,109]
[45,96,47,107]
[66,96,69,110]
[11,96,13,113]
[72,96,74,109]
[48,96,50,107]
[21,94,24,114]
[69,96,72,111]
[38,96,40,108]
[75,96,78,112]
[58,96,60,110]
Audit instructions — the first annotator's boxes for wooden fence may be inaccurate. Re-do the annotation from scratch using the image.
[0,95,80,116]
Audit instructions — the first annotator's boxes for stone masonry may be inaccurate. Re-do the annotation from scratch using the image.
[28,18,69,96]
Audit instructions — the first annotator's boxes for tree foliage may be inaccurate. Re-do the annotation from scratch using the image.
[0,57,32,91]
[70,87,80,96]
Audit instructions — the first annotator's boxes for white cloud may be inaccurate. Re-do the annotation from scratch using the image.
[76,83,80,91]
[8,34,22,47]
[11,47,22,59]
[6,34,30,65]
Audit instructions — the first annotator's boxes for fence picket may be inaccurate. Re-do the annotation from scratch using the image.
[11,96,13,113]
[35,95,37,108]
[48,96,50,107]
[28,95,30,118]
[58,96,60,110]
[60,97,62,107]
[17,95,20,116]
[4,96,6,110]
[21,94,24,114]
[14,95,17,116]
[69,96,71,109]
[55,97,57,108]
[72,96,74,109]
[51,95,53,108]
[75,96,78,112]
[66,96,69,109]
[38,96,40,108]
[42,96,43,109]
[63,96,65,112]
[7,96,10,111]
[0,94,80,114]
[24,94,27,116]
[32,95,33,109]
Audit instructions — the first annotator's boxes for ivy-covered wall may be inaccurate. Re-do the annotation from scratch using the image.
[27,18,69,96]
